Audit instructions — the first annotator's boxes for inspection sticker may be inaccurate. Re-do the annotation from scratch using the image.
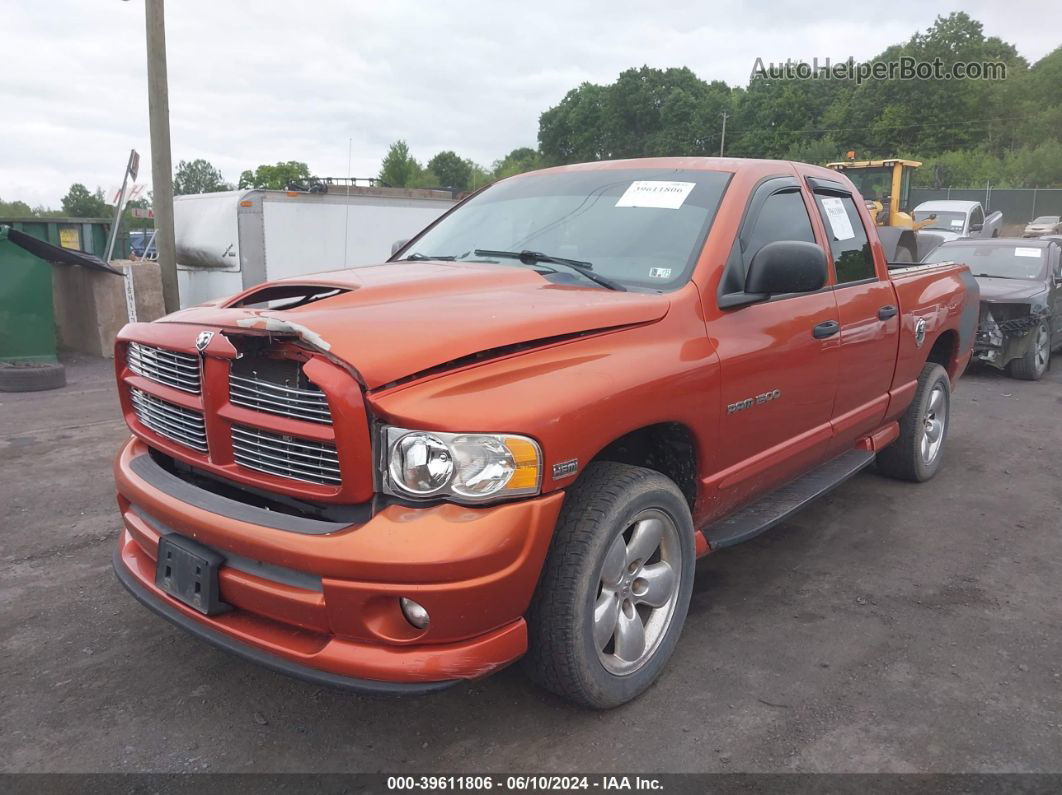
[615,181,695,209]
[649,267,673,279]
[1015,247,1042,258]
[820,197,855,241]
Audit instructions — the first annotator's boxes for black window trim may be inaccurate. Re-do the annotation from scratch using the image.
[718,175,829,309]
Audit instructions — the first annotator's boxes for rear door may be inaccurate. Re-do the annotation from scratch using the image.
[710,177,840,511]
[807,179,900,451]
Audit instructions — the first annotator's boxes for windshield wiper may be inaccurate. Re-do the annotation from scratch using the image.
[472,249,626,291]
[399,252,457,261]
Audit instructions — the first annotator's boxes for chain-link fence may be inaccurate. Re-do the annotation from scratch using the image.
[910,187,1062,233]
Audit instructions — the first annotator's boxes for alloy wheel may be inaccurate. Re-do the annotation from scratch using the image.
[921,384,948,464]
[593,509,682,676]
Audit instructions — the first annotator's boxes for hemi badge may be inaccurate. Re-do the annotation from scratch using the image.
[552,459,579,479]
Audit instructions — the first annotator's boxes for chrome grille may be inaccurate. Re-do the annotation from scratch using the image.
[229,373,332,424]
[130,388,208,453]
[127,342,201,394]
[231,425,340,485]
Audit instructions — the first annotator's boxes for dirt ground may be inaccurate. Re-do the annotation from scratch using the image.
[2,353,1060,773]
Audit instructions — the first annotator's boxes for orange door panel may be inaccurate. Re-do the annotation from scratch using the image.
[708,291,840,515]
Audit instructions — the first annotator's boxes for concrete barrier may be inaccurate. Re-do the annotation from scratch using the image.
[52,259,165,358]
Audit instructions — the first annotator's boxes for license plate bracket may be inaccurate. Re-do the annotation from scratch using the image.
[155,535,230,615]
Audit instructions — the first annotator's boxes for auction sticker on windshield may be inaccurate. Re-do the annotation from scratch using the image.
[820,197,855,241]
[615,181,695,209]
[1015,247,1042,258]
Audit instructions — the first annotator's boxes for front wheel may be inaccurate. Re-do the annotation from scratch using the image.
[523,462,695,708]
[1007,321,1050,381]
[876,362,951,482]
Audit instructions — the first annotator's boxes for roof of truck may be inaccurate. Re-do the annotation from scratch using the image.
[520,156,843,181]
[914,200,980,212]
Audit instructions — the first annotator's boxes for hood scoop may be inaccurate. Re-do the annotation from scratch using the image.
[229,283,351,310]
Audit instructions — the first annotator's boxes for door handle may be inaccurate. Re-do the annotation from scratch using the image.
[878,305,898,320]
[812,320,840,339]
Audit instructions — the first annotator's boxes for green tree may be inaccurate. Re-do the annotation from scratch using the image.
[0,197,33,216]
[426,151,474,191]
[540,67,733,163]
[60,183,109,217]
[378,141,421,187]
[238,161,312,190]
[174,159,231,195]
[491,147,542,180]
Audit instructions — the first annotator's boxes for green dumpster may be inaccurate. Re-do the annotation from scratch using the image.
[0,224,121,391]
[0,225,59,365]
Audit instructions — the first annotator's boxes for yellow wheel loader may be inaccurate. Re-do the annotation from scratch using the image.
[826,158,929,262]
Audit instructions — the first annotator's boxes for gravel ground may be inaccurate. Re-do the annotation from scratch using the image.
[2,353,1060,773]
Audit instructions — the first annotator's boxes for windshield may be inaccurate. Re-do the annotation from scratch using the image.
[844,167,892,204]
[924,243,1047,280]
[398,168,731,290]
[914,210,967,232]
[1031,216,1059,224]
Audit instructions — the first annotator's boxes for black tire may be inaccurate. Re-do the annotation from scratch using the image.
[876,362,950,482]
[523,462,695,709]
[1006,320,1050,381]
[0,362,66,392]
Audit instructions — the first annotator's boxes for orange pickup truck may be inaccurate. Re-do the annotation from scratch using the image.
[112,157,978,708]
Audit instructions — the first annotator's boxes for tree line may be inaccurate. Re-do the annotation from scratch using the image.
[382,13,1061,190]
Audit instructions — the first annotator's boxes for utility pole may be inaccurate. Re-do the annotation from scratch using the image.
[719,112,728,157]
[145,0,179,313]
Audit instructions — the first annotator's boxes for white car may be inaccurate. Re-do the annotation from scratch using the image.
[1023,215,1061,237]
[912,200,1002,242]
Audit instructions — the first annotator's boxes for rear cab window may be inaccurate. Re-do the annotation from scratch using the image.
[812,191,876,284]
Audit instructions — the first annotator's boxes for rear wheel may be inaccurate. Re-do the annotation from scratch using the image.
[523,462,695,709]
[876,362,950,482]
[1007,321,1050,381]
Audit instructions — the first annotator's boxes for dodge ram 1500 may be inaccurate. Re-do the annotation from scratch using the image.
[111,157,978,708]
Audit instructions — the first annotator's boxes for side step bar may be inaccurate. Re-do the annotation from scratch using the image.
[703,449,875,549]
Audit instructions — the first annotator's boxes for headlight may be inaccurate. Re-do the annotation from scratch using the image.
[383,427,541,503]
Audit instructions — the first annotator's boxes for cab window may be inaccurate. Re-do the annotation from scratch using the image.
[813,193,875,283]
[742,189,815,268]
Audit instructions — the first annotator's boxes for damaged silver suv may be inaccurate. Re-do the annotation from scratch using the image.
[925,238,1062,380]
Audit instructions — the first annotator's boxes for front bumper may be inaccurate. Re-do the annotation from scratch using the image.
[973,306,1043,369]
[113,437,565,690]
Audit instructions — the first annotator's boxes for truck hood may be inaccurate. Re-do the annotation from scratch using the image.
[974,276,1046,303]
[160,261,670,388]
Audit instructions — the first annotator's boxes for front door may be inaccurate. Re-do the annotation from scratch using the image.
[710,181,840,514]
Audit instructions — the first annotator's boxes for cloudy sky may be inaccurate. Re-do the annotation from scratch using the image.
[2,1,1057,208]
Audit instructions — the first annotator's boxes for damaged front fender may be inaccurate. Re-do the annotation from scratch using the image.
[973,302,1050,369]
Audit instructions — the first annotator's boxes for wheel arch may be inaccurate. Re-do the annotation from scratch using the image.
[589,422,699,512]
[925,328,960,381]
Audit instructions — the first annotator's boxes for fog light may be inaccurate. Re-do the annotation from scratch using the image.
[400,597,430,629]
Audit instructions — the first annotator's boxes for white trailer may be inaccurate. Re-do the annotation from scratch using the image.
[174,187,457,308]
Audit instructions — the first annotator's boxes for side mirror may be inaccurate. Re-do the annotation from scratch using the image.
[391,239,410,256]
[970,223,983,232]
[745,240,828,295]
